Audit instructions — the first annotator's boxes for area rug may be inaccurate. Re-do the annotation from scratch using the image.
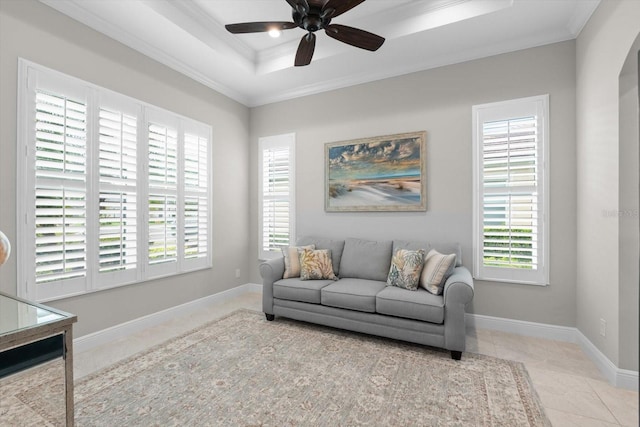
[2,309,550,426]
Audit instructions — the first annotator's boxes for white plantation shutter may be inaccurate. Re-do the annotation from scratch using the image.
[148,194,178,264]
[18,60,212,302]
[472,95,549,285]
[98,192,137,271]
[148,122,178,267]
[148,123,178,187]
[259,134,295,259]
[34,187,86,282]
[98,107,137,276]
[482,117,539,268]
[33,90,88,292]
[183,132,209,261]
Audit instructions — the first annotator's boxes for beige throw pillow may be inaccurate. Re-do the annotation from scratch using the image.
[420,249,456,295]
[299,249,337,280]
[282,245,315,278]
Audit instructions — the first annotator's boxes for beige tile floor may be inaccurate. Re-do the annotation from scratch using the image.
[74,291,639,427]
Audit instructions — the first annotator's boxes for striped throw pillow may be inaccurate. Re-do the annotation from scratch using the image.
[420,249,456,295]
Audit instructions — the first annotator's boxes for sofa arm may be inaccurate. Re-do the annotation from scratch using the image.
[443,266,474,305]
[442,266,474,352]
[259,257,285,315]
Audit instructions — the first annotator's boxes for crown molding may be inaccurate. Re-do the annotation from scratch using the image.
[38,0,250,105]
[249,29,575,107]
[39,0,601,108]
[152,0,256,65]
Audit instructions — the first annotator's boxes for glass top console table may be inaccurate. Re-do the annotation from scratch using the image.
[0,291,77,426]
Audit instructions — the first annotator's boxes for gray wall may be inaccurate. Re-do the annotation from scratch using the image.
[250,41,578,327]
[576,0,640,370]
[2,0,637,374]
[618,43,639,371]
[0,0,251,337]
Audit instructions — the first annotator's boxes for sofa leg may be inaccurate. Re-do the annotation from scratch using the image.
[451,351,462,360]
[265,313,275,321]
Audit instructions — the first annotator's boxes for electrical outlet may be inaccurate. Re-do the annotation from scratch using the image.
[600,318,606,337]
[235,268,241,279]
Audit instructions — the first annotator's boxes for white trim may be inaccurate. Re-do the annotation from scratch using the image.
[574,329,639,391]
[471,94,550,286]
[38,0,250,106]
[73,287,636,391]
[466,313,577,342]
[258,133,296,260]
[17,58,213,302]
[74,283,262,353]
[466,313,639,391]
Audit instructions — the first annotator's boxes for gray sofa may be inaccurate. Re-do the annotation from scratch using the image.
[259,236,474,360]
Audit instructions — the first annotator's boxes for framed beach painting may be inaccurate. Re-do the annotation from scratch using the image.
[325,131,427,212]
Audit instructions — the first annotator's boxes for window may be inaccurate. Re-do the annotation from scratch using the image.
[258,133,295,260]
[472,95,549,285]
[17,59,211,302]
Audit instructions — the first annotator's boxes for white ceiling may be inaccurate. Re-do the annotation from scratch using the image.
[40,0,600,107]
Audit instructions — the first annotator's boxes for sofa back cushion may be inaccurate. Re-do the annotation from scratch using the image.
[339,238,392,281]
[393,240,463,267]
[296,236,345,275]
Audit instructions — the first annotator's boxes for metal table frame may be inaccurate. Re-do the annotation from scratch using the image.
[0,291,77,426]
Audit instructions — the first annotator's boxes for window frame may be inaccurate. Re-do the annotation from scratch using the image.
[471,94,550,286]
[17,59,212,302]
[258,133,295,260]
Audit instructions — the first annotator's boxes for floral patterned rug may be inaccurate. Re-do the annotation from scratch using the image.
[1,309,550,426]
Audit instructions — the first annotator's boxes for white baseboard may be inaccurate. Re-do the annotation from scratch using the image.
[467,313,638,391]
[466,313,578,342]
[74,286,636,392]
[74,283,262,354]
[575,329,639,391]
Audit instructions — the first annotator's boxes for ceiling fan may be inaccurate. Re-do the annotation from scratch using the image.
[225,0,385,66]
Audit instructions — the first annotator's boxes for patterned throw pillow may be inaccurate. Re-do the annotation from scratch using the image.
[387,249,426,291]
[420,249,456,295]
[299,249,337,280]
[282,245,315,278]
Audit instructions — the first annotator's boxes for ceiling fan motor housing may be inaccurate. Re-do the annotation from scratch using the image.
[293,7,332,33]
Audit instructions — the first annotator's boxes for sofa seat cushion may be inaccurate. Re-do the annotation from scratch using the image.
[273,278,335,304]
[376,286,444,323]
[321,278,387,313]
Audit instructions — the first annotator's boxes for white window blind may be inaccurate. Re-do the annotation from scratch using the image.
[18,59,212,302]
[184,133,209,260]
[258,134,295,260]
[34,90,88,287]
[98,107,137,275]
[148,122,178,266]
[472,95,549,285]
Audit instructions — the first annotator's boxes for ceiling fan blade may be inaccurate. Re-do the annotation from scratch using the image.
[308,0,329,8]
[285,0,310,14]
[225,22,297,34]
[322,0,366,18]
[325,24,384,51]
[295,33,316,66]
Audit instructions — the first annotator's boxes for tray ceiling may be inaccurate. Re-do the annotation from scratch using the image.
[40,0,600,106]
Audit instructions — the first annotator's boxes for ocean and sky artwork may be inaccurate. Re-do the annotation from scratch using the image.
[325,131,426,212]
